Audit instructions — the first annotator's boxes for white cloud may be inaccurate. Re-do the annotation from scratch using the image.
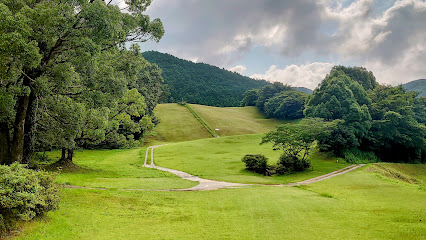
[143,0,426,86]
[228,65,247,74]
[251,62,334,90]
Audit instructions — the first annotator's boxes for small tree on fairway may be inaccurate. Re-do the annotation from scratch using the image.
[261,118,335,174]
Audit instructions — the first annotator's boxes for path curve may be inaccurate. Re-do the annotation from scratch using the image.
[64,146,365,191]
[142,145,365,191]
[143,145,247,191]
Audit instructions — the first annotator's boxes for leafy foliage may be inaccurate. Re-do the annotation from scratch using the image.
[0,0,165,164]
[331,66,377,90]
[142,51,270,107]
[0,163,60,235]
[241,154,272,176]
[241,83,309,120]
[264,91,308,119]
[305,69,372,155]
[255,82,293,111]
[261,119,335,173]
[240,89,258,106]
[306,67,425,163]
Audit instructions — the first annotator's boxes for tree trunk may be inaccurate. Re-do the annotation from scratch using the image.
[67,149,73,162]
[0,122,11,165]
[22,93,36,164]
[10,95,30,163]
[61,148,66,161]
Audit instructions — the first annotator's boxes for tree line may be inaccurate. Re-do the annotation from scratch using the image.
[242,66,425,163]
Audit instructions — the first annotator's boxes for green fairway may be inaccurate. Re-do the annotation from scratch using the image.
[149,103,212,143]
[189,104,288,136]
[50,148,197,190]
[155,134,351,184]
[16,168,425,240]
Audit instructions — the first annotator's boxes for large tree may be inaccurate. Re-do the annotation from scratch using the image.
[0,0,164,164]
[305,69,372,154]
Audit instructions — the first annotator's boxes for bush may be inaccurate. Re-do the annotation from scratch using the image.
[343,148,380,164]
[241,154,273,176]
[0,163,60,235]
[276,155,311,175]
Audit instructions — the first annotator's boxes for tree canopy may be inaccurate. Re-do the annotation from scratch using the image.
[0,0,165,164]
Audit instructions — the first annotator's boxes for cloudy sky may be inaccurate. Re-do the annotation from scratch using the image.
[135,0,425,90]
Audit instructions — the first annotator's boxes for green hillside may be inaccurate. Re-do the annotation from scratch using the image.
[402,79,426,97]
[189,104,289,136]
[150,103,286,143]
[150,104,212,143]
[142,51,270,107]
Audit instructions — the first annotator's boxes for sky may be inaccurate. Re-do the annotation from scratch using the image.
[130,0,425,90]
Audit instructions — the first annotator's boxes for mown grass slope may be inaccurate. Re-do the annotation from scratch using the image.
[150,103,286,143]
[17,168,425,240]
[47,148,196,190]
[188,104,286,136]
[155,134,350,184]
[149,103,212,143]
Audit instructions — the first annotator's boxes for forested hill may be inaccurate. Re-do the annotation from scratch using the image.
[142,51,270,107]
[403,79,426,97]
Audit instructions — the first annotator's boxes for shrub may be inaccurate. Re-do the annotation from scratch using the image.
[0,163,60,235]
[241,154,272,176]
[276,154,311,175]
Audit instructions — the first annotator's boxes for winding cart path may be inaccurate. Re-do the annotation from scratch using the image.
[142,145,365,191]
[65,146,365,191]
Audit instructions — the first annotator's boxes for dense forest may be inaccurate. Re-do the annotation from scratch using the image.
[403,79,426,97]
[242,66,426,163]
[142,51,270,107]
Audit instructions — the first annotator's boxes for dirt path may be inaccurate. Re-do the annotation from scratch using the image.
[143,145,246,191]
[142,145,365,191]
[64,146,365,191]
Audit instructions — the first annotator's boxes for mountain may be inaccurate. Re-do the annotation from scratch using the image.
[402,79,426,97]
[142,51,269,107]
[294,87,313,94]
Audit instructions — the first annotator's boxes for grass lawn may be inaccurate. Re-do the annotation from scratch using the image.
[189,104,288,136]
[47,148,197,190]
[15,168,425,240]
[149,103,212,143]
[155,134,351,184]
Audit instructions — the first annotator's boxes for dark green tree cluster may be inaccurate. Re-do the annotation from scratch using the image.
[243,119,334,175]
[305,66,425,163]
[0,0,165,165]
[241,82,309,120]
[142,51,270,107]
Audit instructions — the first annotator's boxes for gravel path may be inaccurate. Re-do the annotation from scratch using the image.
[143,145,247,191]
[64,146,365,191]
[142,145,365,191]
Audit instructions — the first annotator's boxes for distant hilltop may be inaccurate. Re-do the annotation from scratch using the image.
[142,51,269,107]
[402,79,426,97]
[142,51,312,107]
